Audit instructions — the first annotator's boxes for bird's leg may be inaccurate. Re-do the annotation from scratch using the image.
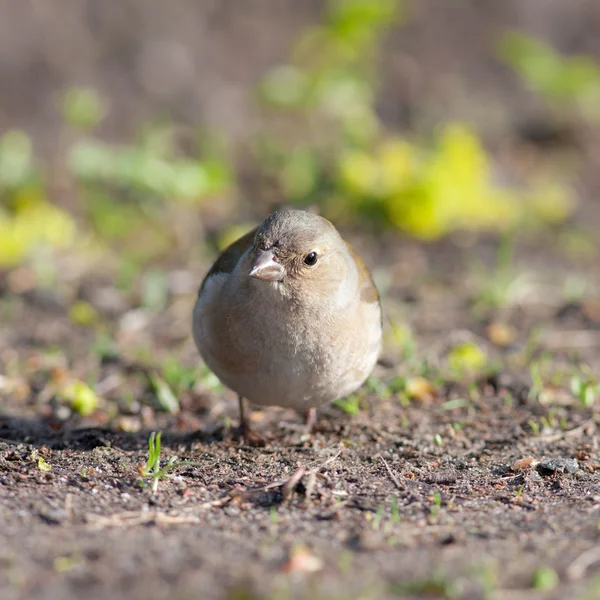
[280,407,319,434]
[304,407,318,433]
[238,395,249,431]
[236,396,266,447]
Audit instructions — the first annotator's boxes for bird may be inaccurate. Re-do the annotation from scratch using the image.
[192,208,382,444]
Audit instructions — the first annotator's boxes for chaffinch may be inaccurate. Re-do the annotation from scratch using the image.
[193,209,382,444]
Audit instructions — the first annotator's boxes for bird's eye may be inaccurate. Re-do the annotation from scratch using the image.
[304,251,318,266]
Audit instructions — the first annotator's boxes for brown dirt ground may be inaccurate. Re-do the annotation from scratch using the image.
[2,232,600,600]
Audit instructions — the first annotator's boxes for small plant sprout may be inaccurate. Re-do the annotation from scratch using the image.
[148,373,180,415]
[372,504,385,530]
[570,372,599,408]
[389,321,418,362]
[430,492,442,518]
[219,414,234,430]
[68,380,100,416]
[269,506,279,526]
[333,394,362,415]
[162,356,201,394]
[390,495,400,524]
[441,398,469,411]
[139,431,198,492]
[531,566,559,591]
[366,376,392,400]
[528,357,547,401]
[447,342,487,378]
[368,502,401,536]
[527,419,541,436]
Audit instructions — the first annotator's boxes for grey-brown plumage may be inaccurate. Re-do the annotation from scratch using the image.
[193,209,382,441]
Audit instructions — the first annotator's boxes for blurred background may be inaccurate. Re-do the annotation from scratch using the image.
[4,6,600,598]
[1,0,600,424]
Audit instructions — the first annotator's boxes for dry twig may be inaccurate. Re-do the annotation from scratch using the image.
[567,546,600,580]
[379,454,403,490]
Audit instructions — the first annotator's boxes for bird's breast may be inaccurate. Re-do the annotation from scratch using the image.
[194,275,381,410]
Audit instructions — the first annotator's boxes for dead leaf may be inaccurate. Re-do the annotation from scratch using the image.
[510,456,539,472]
[582,299,600,323]
[282,545,323,574]
[487,323,517,347]
[405,376,435,402]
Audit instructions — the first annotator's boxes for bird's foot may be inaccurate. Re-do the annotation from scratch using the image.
[235,422,267,447]
[280,408,319,435]
[279,422,310,433]
[234,396,268,447]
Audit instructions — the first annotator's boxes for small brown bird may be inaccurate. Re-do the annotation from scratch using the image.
[192,209,382,443]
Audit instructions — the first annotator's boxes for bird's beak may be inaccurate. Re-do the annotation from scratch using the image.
[249,249,285,282]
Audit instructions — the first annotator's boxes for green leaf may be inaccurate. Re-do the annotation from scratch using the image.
[62,87,106,130]
[37,457,52,472]
[0,130,35,189]
[333,394,361,415]
[149,373,180,414]
[62,380,99,416]
[441,398,469,411]
[583,384,597,408]
[531,567,559,591]
[570,376,583,398]
[447,342,487,375]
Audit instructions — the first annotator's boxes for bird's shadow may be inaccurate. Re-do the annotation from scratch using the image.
[0,407,348,454]
[0,413,225,453]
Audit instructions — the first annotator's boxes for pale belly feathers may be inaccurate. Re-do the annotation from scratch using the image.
[193,272,381,410]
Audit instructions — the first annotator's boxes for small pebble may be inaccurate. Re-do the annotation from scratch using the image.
[537,458,579,475]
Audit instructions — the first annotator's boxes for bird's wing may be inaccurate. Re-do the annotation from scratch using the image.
[346,242,380,304]
[199,228,257,294]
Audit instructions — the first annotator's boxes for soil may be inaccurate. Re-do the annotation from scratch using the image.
[1,391,600,600]
[2,232,600,600]
[2,2,600,600]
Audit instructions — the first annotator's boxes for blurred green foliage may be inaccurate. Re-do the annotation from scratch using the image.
[72,146,228,273]
[0,130,37,190]
[60,379,100,416]
[258,0,574,238]
[259,0,398,143]
[0,3,585,274]
[0,87,232,270]
[70,137,229,204]
[0,130,76,267]
[66,90,232,252]
[447,342,488,377]
[61,86,107,131]
[337,124,571,238]
[63,87,230,207]
[498,31,600,121]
